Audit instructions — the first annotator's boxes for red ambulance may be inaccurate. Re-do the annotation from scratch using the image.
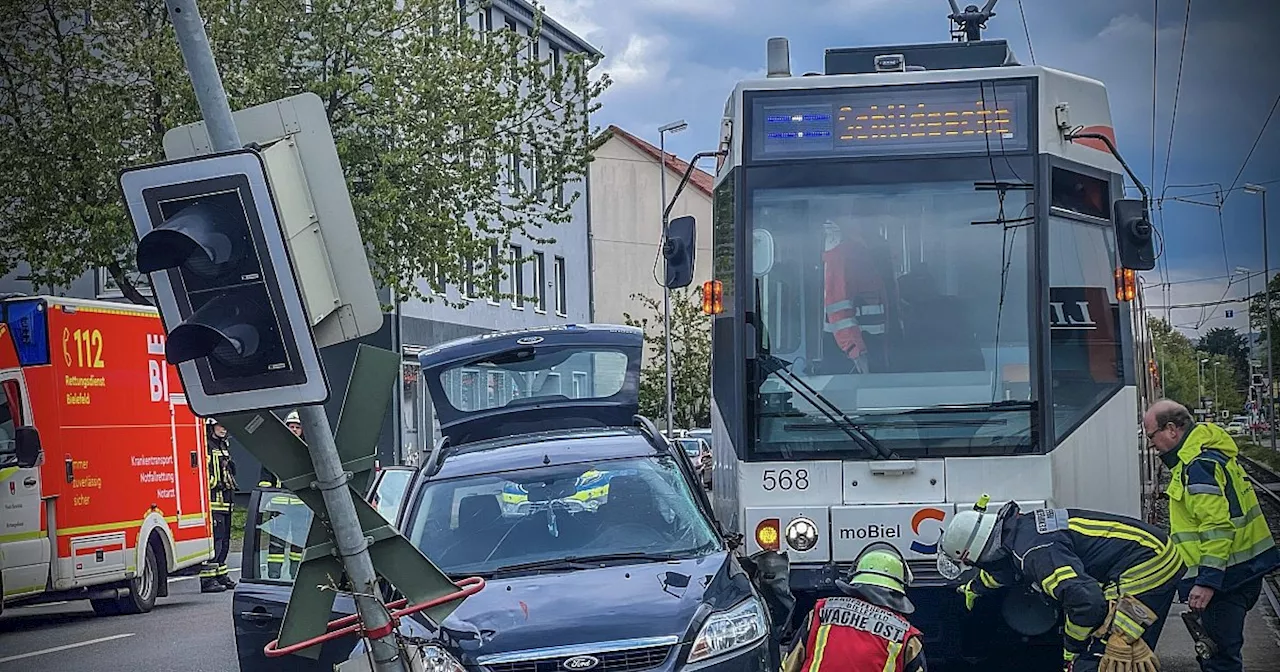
[0,295,213,616]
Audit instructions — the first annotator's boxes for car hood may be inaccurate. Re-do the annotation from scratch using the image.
[402,551,754,659]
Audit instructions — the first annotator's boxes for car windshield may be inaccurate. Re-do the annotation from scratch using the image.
[403,455,720,576]
[677,439,702,457]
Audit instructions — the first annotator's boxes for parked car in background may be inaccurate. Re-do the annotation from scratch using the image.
[1226,421,1247,436]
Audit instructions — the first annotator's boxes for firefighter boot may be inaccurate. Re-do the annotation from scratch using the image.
[217,569,237,589]
[200,577,227,594]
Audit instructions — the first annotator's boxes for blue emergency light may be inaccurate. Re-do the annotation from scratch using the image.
[3,299,51,367]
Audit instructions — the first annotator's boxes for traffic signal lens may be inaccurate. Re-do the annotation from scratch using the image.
[138,199,254,284]
[167,286,282,376]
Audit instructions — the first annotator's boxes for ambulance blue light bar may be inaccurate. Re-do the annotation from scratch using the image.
[4,299,50,367]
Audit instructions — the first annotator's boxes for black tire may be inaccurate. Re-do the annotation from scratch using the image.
[91,538,162,616]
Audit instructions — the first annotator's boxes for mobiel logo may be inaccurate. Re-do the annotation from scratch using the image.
[839,524,901,540]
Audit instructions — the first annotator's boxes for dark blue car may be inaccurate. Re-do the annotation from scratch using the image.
[232,324,788,672]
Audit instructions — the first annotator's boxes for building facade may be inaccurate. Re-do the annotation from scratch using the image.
[587,125,715,326]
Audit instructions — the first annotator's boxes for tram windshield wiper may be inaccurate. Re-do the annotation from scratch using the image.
[757,355,896,460]
[894,400,1034,415]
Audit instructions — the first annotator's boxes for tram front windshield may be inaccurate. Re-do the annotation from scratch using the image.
[748,158,1038,458]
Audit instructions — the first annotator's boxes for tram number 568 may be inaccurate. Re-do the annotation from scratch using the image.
[762,469,809,491]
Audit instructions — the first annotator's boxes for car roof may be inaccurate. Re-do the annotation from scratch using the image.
[428,427,664,481]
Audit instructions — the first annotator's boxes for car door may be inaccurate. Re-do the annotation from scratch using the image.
[233,487,358,672]
[368,467,416,527]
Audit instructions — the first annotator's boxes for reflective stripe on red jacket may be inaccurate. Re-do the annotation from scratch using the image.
[801,597,923,672]
[822,235,895,365]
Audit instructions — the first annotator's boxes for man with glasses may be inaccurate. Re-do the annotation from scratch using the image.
[1143,399,1280,672]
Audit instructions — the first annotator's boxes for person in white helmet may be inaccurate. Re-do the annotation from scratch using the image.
[936,495,1183,672]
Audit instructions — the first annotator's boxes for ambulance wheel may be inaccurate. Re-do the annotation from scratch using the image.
[92,540,161,616]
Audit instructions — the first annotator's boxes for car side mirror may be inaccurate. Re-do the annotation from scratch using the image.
[663,215,697,289]
[1113,199,1156,271]
[15,426,42,469]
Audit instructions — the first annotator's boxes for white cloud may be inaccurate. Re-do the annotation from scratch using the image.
[602,34,670,88]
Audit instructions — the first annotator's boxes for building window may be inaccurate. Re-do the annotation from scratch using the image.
[531,151,541,193]
[550,47,562,100]
[533,251,547,312]
[434,262,446,295]
[510,244,525,309]
[531,37,539,62]
[488,244,501,304]
[462,254,477,300]
[481,5,492,32]
[508,148,522,194]
[505,16,518,37]
[554,256,567,316]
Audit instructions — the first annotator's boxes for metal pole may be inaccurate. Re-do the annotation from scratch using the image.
[1199,360,1204,408]
[660,133,673,437]
[163,2,405,669]
[1249,271,1256,442]
[1264,192,1275,450]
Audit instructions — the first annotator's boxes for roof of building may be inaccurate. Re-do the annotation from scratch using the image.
[602,125,715,197]
[500,0,603,58]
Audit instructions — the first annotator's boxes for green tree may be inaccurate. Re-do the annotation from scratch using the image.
[623,289,712,429]
[1149,316,1200,408]
[1,0,608,306]
[1248,273,1280,381]
[1198,326,1249,389]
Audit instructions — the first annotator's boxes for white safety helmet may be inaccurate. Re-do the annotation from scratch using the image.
[285,410,300,425]
[936,494,1001,580]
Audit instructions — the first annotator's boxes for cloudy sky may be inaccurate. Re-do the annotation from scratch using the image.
[542,0,1280,338]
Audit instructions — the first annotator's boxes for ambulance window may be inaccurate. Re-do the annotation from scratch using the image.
[0,381,18,466]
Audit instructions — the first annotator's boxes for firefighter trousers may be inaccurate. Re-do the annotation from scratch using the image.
[201,510,234,587]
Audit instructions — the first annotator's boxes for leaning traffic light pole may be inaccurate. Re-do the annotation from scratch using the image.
[132,2,409,671]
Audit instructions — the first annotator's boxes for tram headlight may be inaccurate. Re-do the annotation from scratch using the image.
[784,516,820,552]
[755,518,781,551]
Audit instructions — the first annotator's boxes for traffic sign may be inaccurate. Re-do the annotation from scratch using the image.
[121,149,329,416]
[163,93,382,348]
[223,345,462,658]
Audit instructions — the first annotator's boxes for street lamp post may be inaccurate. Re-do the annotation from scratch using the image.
[1245,183,1274,450]
[658,120,688,437]
[1237,266,1258,440]
[1199,357,1209,415]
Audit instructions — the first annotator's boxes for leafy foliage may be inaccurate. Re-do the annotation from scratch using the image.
[623,289,711,430]
[0,0,607,306]
[1150,317,1244,415]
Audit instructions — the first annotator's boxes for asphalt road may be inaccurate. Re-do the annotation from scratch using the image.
[0,554,241,672]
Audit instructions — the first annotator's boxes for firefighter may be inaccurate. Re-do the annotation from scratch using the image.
[200,417,238,593]
[821,218,901,373]
[937,496,1185,672]
[1143,399,1280,672]
[781,543,926,672]
[258,410,305,580]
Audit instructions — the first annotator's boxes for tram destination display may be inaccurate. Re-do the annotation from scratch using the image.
[749,79,1031,161]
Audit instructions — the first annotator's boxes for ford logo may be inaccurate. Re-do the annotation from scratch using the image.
[561,656,599,671]
[517,336,544,345]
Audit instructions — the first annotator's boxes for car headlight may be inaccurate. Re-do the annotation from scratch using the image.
[415,645,466,672]
[687,598,767,664]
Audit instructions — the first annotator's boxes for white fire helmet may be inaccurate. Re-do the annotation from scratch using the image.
[936,494,1000,580]
[285,410,300,426]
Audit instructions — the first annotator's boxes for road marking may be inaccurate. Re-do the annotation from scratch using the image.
[0,633,135,665]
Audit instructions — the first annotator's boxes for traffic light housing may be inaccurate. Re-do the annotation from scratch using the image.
[121,149,329,416]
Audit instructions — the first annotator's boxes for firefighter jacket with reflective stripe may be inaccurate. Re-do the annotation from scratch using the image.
[822,233,899,369]
[1161,422,1280,597]
[207,432,236,512]
[973,506,1183,656]
[797,596,925,672]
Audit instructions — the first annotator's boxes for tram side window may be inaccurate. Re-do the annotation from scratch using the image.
[1048,214,1125,440]
[1051,167,1110,221]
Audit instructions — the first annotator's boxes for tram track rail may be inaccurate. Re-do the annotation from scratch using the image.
[1235,454,1280,616]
